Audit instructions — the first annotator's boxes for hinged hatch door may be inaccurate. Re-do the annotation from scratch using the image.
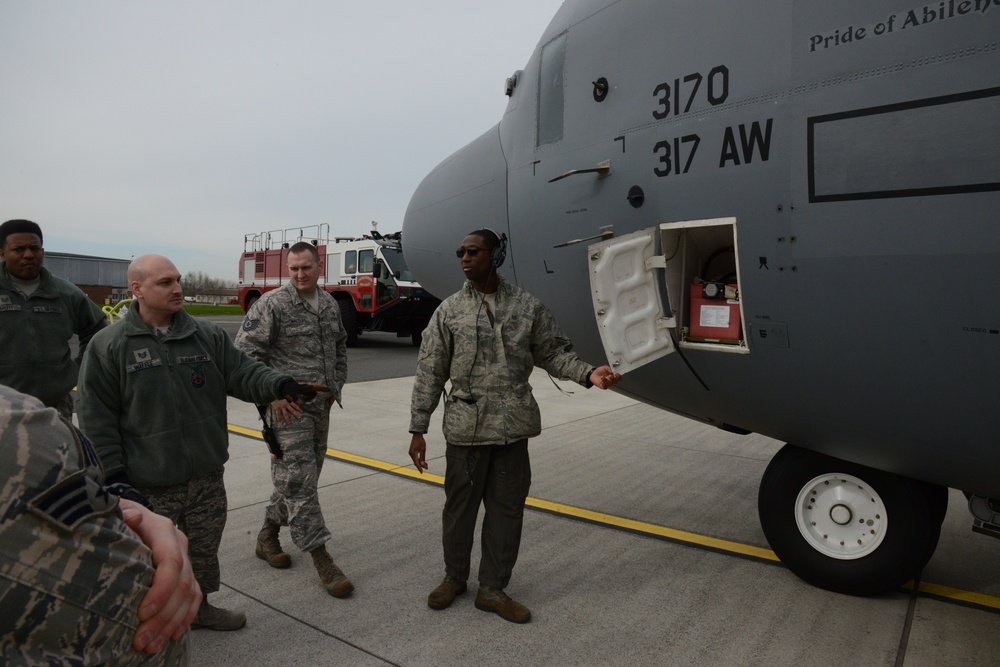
[588,227,675,374]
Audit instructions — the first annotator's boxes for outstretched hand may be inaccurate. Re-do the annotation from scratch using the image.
[589,365,622,390]
[279,381,330,404]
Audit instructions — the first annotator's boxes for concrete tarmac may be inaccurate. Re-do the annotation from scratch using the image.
[191,369,1000,667]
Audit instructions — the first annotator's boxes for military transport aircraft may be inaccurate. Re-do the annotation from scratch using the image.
[401,0,1000,596]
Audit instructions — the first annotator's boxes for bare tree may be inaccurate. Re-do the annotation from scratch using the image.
[183,271,235,295]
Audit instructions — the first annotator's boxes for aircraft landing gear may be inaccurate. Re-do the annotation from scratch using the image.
[758,444,947,596]
[968,495,1000,539]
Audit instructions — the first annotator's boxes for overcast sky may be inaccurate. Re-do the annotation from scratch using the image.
[1,1,564,280]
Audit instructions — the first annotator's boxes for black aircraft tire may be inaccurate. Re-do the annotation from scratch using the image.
[916,480,949,570]
[339,300,359,347]
[758,444,945,596]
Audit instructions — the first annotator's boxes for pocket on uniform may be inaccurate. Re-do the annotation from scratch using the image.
[510,386,541,437]
[442,394,481,443]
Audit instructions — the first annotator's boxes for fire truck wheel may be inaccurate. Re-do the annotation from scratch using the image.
[338,299,359,347]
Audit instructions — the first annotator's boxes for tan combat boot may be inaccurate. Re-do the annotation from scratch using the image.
[255,520,291,569]
[191,601,247,631]
[310,545,354,598]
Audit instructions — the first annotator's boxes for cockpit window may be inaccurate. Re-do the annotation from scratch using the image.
[381,248,415,282]
[537,32,566,147]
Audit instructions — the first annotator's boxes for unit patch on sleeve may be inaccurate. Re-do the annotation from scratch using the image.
[190,364,207,389]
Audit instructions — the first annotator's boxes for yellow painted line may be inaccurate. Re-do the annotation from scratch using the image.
[908,581,1000,612]
[328,442,772,560]
[229,423,1000,614]
[526,497,779,561]
[229,424,261,438]
[331,448,445,485]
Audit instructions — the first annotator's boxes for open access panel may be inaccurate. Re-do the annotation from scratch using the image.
[588,217,747,374]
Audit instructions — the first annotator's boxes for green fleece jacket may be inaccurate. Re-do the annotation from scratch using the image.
[0,265,106,407]
[77,304,291,488]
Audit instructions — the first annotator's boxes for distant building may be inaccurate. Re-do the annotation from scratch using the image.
[44,252,130,305]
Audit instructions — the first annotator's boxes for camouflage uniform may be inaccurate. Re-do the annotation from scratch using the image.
[140,469,228,594]
[410,275,593,587]
[235,282,348,552]
[77,304,292,595]
[0,264,106,420]
[0,384,188,666]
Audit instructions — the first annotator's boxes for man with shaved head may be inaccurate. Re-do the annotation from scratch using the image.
[78,254,319,632]
[0,218,106,419]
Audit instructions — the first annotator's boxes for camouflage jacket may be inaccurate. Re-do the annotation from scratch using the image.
[77,304,291,488]
[235,282,347,409]
[410,275,592,445]
[0,265,106,407]
[0,384,187,665]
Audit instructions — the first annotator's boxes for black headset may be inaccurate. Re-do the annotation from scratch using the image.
[483,228,507,268]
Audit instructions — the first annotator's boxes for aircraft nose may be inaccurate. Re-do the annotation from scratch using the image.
[402,123,508,299]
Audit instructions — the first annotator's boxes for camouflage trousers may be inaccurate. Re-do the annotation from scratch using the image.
[266,405,332,553]
[140,468,227,595]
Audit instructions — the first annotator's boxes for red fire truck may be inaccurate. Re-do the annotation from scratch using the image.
[237,224,440,346]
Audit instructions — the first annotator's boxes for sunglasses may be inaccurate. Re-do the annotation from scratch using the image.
[455,246,482,258]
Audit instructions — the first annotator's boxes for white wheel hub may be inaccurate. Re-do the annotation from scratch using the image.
[794,473,887,560]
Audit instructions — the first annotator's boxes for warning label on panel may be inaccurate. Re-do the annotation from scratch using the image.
[700,304,732,328]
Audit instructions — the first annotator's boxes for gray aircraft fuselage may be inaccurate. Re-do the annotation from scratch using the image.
[402,0,1000,593]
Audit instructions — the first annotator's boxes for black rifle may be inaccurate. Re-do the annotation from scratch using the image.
[256,404,283,459]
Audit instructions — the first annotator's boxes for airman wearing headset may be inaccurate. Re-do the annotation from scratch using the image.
[408,228,620,624]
